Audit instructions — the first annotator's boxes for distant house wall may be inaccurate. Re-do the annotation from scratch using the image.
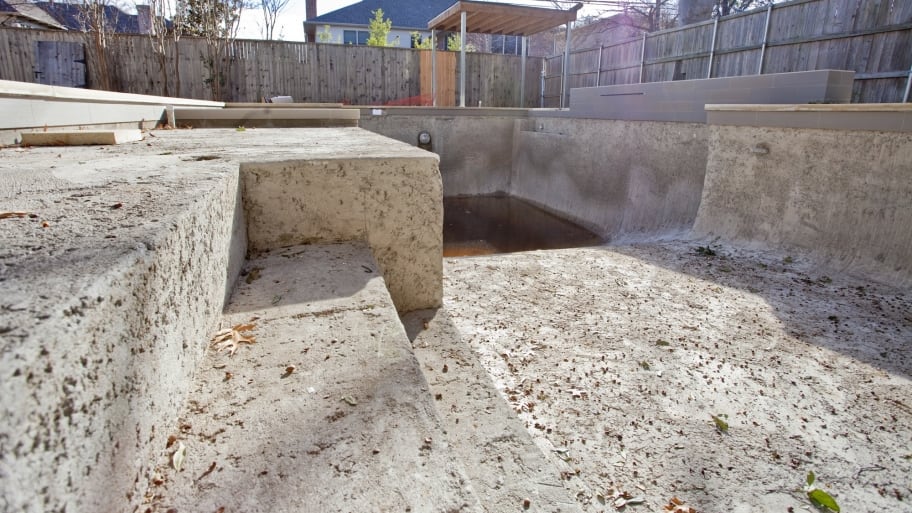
[317,24,426,48]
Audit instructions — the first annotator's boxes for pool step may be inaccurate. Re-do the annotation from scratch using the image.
[403,310,584,513]
[151,243,480,512]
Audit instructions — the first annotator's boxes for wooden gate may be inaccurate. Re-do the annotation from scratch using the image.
[420,50,456,107]
[35,41,86,88]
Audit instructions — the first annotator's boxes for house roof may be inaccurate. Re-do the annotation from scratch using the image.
[35,1,142,33]
[305,0,456,31]
[0,0,68,29]
[429,1,581,36]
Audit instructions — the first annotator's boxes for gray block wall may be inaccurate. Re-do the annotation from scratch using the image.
[558,70,854,123]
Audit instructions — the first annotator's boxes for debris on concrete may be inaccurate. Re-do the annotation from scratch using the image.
[441,242,912,513]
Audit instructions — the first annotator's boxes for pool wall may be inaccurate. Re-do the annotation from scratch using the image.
[512,117,708,240]
[362,104,912,285]
[359,107,525,197]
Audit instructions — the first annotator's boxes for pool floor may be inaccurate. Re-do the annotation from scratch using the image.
[443,196,603,257]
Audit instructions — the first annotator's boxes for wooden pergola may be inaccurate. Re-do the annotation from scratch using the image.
[428,1,582,107]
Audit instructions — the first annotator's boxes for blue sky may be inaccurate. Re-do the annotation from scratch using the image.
[235,0,606,41]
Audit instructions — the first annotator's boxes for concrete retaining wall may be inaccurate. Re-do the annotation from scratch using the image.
[0,127,443,511]
[694,118,912,286]
[0,146,245,512]
[242,148,444,313]
[512,117,709,240]
[358,108,526,197]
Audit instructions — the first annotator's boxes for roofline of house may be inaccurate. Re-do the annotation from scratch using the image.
[303,20,430,32]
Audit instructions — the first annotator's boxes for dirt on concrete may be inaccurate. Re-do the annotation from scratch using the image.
[434,240,912,513]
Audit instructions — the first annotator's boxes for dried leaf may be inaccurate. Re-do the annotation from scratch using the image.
[341,395,358,406]
[210,325,256,356]
[172,442,186,471]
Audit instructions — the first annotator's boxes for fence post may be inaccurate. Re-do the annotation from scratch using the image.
[459,11,466,107]
[904,62,912,102]
[520,36,527,107]
[639,32,647,83]
[561,21,572,108]
[540,65,545,108]
[596,44,603,86]
[758,3,773,75]
[431,30,437,107]
[707,17,719,79]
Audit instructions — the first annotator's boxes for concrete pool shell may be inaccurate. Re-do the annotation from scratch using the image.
[1,77,911,512]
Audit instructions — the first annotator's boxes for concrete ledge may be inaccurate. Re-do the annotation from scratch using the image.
[0,79,224,107]
[241,129,443,313]
[557,70,854,123]
[20,129,144,146]
[706,103,912,132]
[0,80,223,145]
[174,107,359,128]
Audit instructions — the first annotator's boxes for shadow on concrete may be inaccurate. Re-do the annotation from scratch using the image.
[599,240,912,381]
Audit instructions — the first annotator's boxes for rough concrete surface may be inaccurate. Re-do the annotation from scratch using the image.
[513,118,707,240]
[403,310,583,513]
[0,127,443,512]
[0,134,246,513]
[148,243,478,512]
[440,242,912,513]
[694,125,912,288]
[241,144,443,313]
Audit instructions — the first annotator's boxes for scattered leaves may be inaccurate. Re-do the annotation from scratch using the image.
[341,395,358,406]
[209,322,257,356]
[655,339,670,347]
[171,442,186,471]
[639,361,651,370]
[711,414,729,433]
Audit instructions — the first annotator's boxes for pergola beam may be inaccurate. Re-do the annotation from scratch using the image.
[428,0,582,108]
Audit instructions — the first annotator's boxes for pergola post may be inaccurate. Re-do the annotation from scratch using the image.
[431,29,437,106]
[459,11,467,107]
[520,36,527,108]
[561,20,572,109]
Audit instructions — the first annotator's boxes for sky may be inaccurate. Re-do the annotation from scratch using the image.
[234,0,608,42]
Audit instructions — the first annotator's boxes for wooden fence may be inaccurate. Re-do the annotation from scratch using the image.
[0,28,543,107]
[544,0,912,106]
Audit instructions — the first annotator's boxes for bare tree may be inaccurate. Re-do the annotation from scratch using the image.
[259,0,290,40]
[177,0,245,100]
[622,0,678,32]
[143,0,184,97]
[76,0,122,90]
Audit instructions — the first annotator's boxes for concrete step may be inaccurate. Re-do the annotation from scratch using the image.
[150,243,480,512]
[403,310,583,513]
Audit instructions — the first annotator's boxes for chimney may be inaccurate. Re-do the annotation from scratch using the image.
[305,0,317,42]
[136,4,153,35]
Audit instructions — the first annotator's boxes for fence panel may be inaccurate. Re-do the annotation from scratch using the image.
[544,0,912,103]
[1,29,537,106]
